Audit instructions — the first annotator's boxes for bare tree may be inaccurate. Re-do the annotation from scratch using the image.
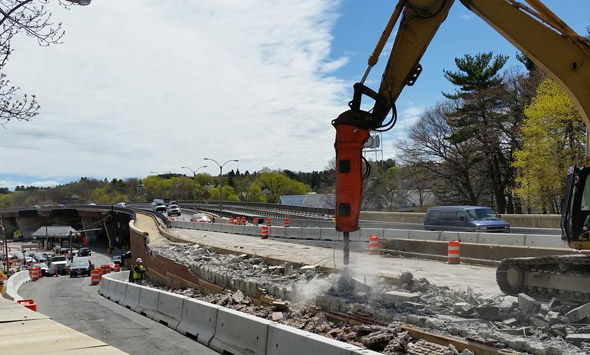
[397,101,488,205]
[0,0,80,127]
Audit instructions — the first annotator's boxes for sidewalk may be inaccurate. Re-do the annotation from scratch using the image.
[165,225,500,296]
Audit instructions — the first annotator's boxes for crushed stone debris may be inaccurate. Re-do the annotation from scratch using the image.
[148,243,590,354]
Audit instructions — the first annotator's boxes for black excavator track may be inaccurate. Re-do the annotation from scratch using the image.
[496,254,590,303]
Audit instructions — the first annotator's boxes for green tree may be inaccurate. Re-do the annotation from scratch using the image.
[443,52,525,213]
[513,78,585,213]
[253,172,311,203]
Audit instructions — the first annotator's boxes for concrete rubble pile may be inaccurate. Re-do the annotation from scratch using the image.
[149,244,590,354]
[145,281,471,355]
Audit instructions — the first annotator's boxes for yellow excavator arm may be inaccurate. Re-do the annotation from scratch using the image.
[333,0,590,300]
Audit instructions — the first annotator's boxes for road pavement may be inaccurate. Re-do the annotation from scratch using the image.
[19,250,218,355]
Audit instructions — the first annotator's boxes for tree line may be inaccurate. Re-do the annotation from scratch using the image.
[396,51,585,214]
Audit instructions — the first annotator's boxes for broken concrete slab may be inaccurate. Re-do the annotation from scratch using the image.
[475,305,499,320]
[518,293,540,313]
[382,290,421,304]
[351,277,372,293]
[453,302,474,317]
[565,333,590,346]
[566,301,590,323]
[530,316,549,328]
[502,318,518,326]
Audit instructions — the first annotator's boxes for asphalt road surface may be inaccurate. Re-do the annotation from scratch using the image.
[19,251,219,355]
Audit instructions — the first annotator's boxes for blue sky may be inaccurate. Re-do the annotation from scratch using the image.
[1,0,589,190]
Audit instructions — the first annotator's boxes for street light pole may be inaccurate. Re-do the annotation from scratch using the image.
[181,165,207,210]
[203,158,239,213]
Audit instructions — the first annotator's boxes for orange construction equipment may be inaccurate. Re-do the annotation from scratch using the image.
[368,235,379,255]
[91,268,101,285]
[283,217,290,228]
[17,299,37,312]
[261,225,268,239]
[265,217,271,226]
[448,240,460,264]
[113,263,120,272]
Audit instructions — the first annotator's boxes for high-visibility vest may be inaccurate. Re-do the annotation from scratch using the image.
[133,264,146,280]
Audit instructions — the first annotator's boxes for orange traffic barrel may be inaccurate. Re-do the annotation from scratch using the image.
[261,225,268,239]
[100,264,111,275]
[17,299,37,312]
[91,268,101,285]
[229,217,234,225]
[253,217,259,226]
[368,235,379,255]
[283,217,290,228]
[448,240,460,264]
[113,263,120,272]
[29,267,40,281]
[265,217,271,226]
[241,217,246,225]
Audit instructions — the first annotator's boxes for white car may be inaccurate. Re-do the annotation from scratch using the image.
[115,202,127,208]
[167,204,181,217]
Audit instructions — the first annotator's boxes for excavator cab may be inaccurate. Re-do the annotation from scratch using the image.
[561,165,590,249]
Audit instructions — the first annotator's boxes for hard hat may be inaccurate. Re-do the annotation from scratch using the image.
[136,258,143,263]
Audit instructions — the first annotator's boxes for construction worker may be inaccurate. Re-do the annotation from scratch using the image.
[132,257,146,284]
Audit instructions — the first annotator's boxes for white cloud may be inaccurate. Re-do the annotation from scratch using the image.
[459,14,474,20]
[0,0,348,180]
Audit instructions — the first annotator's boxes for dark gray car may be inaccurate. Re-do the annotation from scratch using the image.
[424,206,510,233]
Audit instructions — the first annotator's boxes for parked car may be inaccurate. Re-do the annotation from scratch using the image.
[167,204,181,217]
[424,206,510,233]
[115,202,127,208]
[37,262,49,276]
[68,258,94,278]
[78,247,91,257]
[190,214,212,223]
[111,255,122,266]
[48,255,68,275]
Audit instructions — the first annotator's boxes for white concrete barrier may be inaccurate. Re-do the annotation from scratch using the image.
[270,226,285,238]
[302,228,321,240]
[233,225,245,235]
[210,308,271,355]
[98,277,110,297]
[285,227,303,239]
[525,234,567,248]
[136,287,161,319]
[211,223,223,232]
[153,291,186,329]
[478,233,524,246]
[112,280,128,304]
[106,276,119,299]
[266,323,360,355]
[176,298,221,345]
[409,230,441,241]
[320,228,341,241]
[222,224,233,233]
[244,225,260,236]
[121,283,142,311]
[439,231,459,242]
[5,270,30,301]
[203,222,213,231]
[383,229,410,239]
